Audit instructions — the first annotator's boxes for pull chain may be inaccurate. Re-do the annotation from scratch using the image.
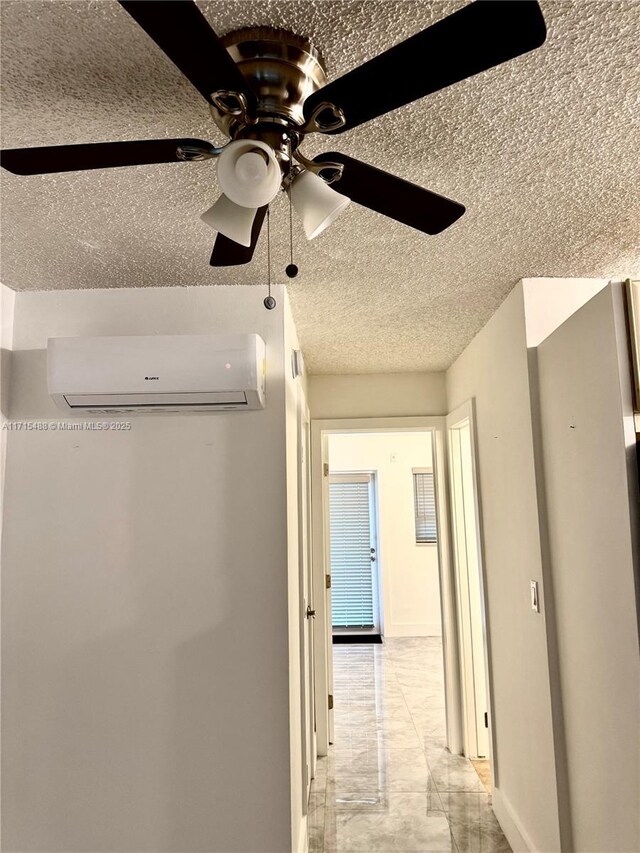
[286,168,299,279]
[264,207,276,310]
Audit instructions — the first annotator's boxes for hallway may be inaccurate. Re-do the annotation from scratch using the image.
[309,638,511,852]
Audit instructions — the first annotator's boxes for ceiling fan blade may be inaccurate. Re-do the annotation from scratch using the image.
[118,1,255,109]
[314,152,464,235]
[303,0,546,134]
[1,138,215,175]
[210,205,268,266]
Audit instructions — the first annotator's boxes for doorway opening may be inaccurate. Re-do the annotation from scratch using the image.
[319,428,451,749]
[312,412,497,790]
[327,432,443,652]
[308,415,498,851]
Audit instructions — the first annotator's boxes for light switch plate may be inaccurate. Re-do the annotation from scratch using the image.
[530,580,540,612]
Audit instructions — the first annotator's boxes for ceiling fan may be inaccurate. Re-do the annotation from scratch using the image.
[1,0,547,268]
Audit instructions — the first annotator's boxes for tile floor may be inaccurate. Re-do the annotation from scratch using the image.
[470,760,492,795]
[309,638,511,853]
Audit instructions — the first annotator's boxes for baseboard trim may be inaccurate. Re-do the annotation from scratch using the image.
[492,787,535,853]
[384,623,442,637]
[294,813,308,853]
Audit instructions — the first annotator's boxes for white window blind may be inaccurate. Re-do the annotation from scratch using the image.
[413,470,437,544]
[329,479,374,629]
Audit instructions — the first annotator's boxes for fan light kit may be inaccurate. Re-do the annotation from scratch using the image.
[216,139,281,208]
[200,193,258,248]
[290,170,350,240]
[1,0,547,270]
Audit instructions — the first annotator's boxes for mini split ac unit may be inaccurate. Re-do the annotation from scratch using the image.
[47,334,266,414]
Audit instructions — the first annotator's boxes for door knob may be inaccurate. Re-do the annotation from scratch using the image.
[306,605,316,619]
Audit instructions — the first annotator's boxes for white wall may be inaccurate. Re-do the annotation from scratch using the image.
[521,276,608,347]
[1,281,15,518]
[446,276,640,852]
[1,285,296,853]
[446,284,562,853]
[536,284,640,853]
[1,282,15,504]
[328,432,441,637]
[0,282,15,839]
[308,372,447,419]
[283,293,309,853]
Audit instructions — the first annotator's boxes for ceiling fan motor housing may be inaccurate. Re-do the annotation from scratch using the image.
[210,27,328,156]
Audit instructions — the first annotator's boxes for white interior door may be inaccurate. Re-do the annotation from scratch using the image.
[447,406,490,759]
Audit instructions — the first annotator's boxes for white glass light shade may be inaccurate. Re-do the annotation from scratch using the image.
[200,194,257,247]
[290,170,351,240]
[217,139,282,208]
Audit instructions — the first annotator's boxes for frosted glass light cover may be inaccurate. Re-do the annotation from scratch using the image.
[290,170,350,240]
[200,194,257,247]
[235,152,268,183]
[217,139,282,208]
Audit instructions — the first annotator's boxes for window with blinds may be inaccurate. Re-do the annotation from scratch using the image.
[329,477,375,630]
[413,469,437,544]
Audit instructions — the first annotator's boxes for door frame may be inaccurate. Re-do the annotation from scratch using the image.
[297,395,316,806]
[310,416,464,756]
[446,400,498,781]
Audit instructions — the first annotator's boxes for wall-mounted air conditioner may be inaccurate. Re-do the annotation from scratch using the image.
[47,334,266,414]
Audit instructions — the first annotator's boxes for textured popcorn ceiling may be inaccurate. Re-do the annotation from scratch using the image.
[1,1,639,373]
